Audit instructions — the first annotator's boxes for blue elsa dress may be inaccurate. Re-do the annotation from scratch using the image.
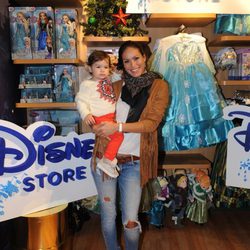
[60,24,70,52]
[151,34,234,151]
[15,22,26,52]
[57,74,74,102]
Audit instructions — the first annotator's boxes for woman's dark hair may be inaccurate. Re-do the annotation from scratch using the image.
[117,41,146,70]
[87,50,111,67]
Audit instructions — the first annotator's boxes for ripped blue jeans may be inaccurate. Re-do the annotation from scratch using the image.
[92,160,142,250]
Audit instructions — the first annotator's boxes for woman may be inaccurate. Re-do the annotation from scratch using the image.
[92,41,169,250]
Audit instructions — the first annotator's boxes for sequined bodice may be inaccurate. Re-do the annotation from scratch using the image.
[168,41,203,65]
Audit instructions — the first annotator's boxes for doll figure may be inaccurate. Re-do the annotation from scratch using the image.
[15,11,30,53]
[56,67,74,102]
[45,36,53,59]
[169,174,188,227]
[147,176,171,228]
[37,12,49,51]
[186,172,213,224]
[59,14,76,53]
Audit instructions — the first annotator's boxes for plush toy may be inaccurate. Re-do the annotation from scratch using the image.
[186,171,213,224]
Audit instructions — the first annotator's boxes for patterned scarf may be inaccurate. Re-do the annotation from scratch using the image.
[121,71,162,122]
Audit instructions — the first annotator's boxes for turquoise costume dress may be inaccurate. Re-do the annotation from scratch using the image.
[215,14,250,35]
[151,34,233,151]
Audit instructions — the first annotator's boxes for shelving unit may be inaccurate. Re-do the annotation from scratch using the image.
[218,80,250,86]
[209,35,250,47]
[15,102,76,109]
[82,36,150,47]
[146,13,216,27]
[13,58,84,65]
[11,0,82,8]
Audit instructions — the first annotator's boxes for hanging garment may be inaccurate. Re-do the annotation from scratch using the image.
[151,33,234,151]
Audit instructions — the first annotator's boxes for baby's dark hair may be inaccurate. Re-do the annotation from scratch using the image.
[87,50,111,67]
[117,41,146,70]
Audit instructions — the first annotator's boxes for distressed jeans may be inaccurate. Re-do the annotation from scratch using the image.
[92,160,142,250]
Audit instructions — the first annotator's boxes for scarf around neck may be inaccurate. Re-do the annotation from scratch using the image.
[121,71,162,122]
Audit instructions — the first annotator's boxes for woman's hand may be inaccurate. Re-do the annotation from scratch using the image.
[93,121,117,137]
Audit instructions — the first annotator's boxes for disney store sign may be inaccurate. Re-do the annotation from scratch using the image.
[223,105,250,189]
[0,120,97,222]
[127,0,250,14]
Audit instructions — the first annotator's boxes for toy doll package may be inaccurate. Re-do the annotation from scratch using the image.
[19,65,54,103]
[31,7,55,59]
[54,65,78,102]
[9,7,33,59]
[55,9,78,59]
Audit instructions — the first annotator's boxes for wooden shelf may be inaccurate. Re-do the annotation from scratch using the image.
[146,14,216,27]
[11,0,82,7]
[219,80,250,86]
[209,36,250,47]
[16,102,76,109]
[82,36,150,47]
[13,58,84,65]
[158,153,211,171]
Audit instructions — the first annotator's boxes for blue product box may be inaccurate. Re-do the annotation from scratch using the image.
[55,8,78,59]
[31,7,55,59]
[54,65,78,102]
[8,6,33,59]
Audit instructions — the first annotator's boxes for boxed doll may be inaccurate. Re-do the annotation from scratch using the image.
[19,65,54,89]
[54,65,78,102]
[31,7,55,59]
[55,9,78,59]
[24,65,54,75]
[241,49,250,80]
[18,73,53,89]
[8,6,33,59]
[20,88,53,103]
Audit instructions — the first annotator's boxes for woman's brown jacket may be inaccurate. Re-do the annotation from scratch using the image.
[92,78,169,187]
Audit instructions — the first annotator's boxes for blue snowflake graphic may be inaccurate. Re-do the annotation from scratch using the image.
[0,176,22,216]
[238,158,250,182]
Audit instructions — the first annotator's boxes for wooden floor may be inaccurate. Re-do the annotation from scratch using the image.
[64,209,250,250]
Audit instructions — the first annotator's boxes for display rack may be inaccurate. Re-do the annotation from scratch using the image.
[82,36,151,47]
[209,35,250,47]
[146,13,216,27]
[15,102,76,109]
[13,59,84,65]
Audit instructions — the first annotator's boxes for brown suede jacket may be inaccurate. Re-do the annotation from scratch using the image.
[92,78,169,187]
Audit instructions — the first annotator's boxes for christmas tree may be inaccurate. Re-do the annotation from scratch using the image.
[81,0,148,37]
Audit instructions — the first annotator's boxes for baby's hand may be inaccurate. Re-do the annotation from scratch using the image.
[84,114,96,127]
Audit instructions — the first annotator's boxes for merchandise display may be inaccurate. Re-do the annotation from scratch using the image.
[54,65,78,102]
[228,48,250,80]
[151,33,234,151]
[55,8,77,59]
[31,7,55,59]
[8,6,33,59]
[27,109,80,136]
[19,66,54,103]
[5,3,250,247]
[9,6,77,60]
[215,14,250,35]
